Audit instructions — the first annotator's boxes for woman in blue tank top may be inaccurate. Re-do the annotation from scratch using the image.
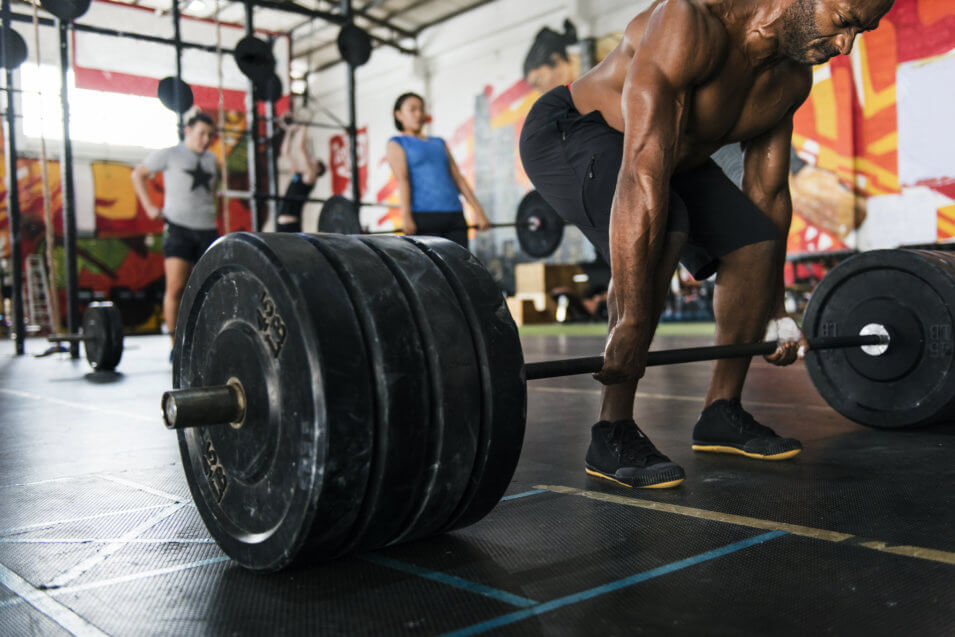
[385,92,491,248]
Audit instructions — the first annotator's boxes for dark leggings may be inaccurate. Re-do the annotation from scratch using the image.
[411,211,469,249]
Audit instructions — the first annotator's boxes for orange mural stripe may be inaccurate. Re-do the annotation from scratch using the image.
[918,0,955,26]
[794,134,901,195]
[866,132,898,156]
[853,33,898,119]
[937,217,955,240]
[811,77,839,140]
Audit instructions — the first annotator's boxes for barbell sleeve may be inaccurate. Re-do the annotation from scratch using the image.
[162,382,246,430]
[524,334,889,381]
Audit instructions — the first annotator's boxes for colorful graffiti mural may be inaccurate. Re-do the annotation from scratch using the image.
[1,111,253,331]
[788,0,954,251]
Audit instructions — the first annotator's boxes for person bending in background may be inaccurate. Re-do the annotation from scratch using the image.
[523,20,581,94]
[276,123,327,233]
[132,112,218,358]
[385,92,491,249]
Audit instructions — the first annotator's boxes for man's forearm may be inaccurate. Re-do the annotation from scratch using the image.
[456,176,481,211]
[609,173,669,331]
[750,190,793,317]
[131,173,155,212]
[398,180,413,220]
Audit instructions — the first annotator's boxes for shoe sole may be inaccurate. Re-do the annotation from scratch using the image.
[691,445,802,461]
[584,467,685,489]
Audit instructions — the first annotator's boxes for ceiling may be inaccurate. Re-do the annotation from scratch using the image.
[54,0,498,73]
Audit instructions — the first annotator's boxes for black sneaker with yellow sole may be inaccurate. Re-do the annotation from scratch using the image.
[585,420,685,489]
[692,398,802,460]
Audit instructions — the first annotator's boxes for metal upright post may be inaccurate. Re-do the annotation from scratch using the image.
[244,1,260,232]
[341,0,361,209]
[171,0,185,140]
[2,0,26,355]
[264,38,278,228]
[58,19,80,359]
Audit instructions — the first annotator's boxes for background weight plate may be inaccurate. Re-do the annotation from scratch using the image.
[83,302,123,371]
[516,190,564,259]
[803,249,955,429]
[318,196,362,235]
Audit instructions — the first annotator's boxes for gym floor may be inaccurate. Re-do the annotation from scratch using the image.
[0,331,952,636]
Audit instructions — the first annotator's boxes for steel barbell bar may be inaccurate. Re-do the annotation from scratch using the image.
[162,332,890,430]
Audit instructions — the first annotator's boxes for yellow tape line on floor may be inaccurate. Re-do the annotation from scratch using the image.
[536,485,955,566]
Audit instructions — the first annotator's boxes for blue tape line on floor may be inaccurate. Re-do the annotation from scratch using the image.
[362,554,538,608]
[500,489,547,502]
[442,530,788,636]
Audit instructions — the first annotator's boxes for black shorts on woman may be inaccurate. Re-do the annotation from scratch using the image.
[519,86,778,280]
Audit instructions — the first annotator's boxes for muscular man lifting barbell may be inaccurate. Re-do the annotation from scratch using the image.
[520,0,895,488]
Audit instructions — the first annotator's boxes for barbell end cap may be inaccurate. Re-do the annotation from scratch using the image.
[860,323,891,357]
[161,392,179,430]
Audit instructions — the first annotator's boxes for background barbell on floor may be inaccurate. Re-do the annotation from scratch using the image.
[160,233,955,572]
[46,302,124,371]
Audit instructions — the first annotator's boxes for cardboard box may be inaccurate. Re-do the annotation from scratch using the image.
[506,296,558,326]
[514,263,585,297]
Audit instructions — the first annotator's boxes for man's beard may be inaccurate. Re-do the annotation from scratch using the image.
[781,0,838,64]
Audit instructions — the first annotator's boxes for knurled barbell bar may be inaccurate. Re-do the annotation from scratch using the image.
[46,302,124,371]
[159,233,953,572]
[318,190,566,259]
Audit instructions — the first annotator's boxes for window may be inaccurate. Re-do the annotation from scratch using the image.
[20,64,179,149]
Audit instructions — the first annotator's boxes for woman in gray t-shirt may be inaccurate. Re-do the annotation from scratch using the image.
[132,112,218,355]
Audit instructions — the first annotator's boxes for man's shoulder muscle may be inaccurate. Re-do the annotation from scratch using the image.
[628,0,728,83]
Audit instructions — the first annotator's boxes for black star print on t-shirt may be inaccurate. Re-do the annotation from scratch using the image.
[186,161,213,192]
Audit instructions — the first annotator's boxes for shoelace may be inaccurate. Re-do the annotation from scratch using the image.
[612,425,666,465]
[722,400,773,437]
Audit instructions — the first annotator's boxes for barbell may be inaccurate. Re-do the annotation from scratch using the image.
[318,190,566,259]
[47,302,124,371]
[160,233,954,571]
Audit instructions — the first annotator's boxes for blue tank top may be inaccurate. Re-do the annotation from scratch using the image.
[390,135,463,213]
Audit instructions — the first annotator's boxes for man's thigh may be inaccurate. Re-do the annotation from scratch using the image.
[672,160,779,281]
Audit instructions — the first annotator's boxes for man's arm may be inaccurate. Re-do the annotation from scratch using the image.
[599,0,725,383]
[740,72,811,318]
[131,164,162,220]
[445,142,491,231]
[385,140,415,235]
[740,72,811,365]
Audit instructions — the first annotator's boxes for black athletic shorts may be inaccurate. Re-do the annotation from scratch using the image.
[276,174,315,233]
[519,86,779,280]
[412,211,468,249]
[163,221,218,264]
